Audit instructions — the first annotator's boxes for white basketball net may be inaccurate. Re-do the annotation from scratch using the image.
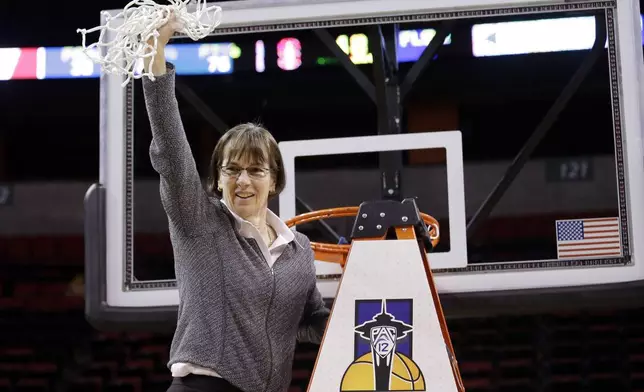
[77,0,223,86]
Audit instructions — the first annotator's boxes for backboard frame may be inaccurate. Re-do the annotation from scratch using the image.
[86,0,644,330]
[278,131,468,271]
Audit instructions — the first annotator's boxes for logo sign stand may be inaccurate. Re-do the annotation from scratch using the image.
[286,199,464,391]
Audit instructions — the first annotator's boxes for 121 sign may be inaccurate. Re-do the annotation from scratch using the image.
[546,158,594,182]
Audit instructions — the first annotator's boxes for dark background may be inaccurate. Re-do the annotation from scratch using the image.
[1,1,644,391]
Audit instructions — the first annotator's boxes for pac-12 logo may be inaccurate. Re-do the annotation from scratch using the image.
[340,299,425,391]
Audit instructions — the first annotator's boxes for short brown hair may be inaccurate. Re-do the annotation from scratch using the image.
[207,123,286,198]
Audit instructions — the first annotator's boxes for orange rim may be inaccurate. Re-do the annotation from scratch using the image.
[285,206,440,266]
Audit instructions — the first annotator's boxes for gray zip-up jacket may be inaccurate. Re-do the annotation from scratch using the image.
[142,62,330,392]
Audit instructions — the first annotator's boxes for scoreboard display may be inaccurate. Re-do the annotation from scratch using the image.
[1,14,642,81]
[0,28,451,80]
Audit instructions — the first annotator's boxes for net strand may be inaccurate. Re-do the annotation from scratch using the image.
[77,0,222,86]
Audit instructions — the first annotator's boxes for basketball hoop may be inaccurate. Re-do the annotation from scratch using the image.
[295,200,465,392]
[285,206,440,266]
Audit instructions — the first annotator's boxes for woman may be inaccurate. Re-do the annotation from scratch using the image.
[142,16,330,392]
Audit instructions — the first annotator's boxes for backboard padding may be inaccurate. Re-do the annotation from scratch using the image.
[307,239,459,392]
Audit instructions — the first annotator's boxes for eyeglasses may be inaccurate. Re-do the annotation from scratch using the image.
[220,165,271,179]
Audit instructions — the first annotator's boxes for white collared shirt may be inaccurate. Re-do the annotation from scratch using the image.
[222,199,296,268]
[171,201,297,378]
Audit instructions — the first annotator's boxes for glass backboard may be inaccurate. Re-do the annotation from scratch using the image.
[84,0,644,329]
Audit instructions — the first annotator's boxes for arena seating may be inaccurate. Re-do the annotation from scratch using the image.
[1,236,644,392]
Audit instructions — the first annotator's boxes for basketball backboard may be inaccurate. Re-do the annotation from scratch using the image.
[85,0,644,331]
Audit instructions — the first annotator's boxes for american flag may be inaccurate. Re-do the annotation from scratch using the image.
[556,217,621,259]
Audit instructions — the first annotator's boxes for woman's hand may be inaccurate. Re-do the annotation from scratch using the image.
[143,12,183,77]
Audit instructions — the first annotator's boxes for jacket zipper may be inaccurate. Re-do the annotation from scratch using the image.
[263,267,276,392]
[247,236,282,392]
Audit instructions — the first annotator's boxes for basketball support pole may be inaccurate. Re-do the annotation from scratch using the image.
[303,198,465,391]
[314,22,454,201]
[176,22,453,205]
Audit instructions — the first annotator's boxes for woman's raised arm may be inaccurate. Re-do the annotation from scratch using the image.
[141,17,212,236]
